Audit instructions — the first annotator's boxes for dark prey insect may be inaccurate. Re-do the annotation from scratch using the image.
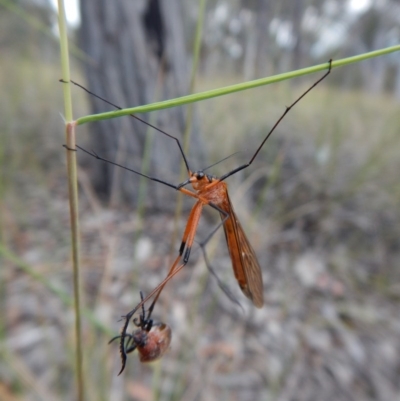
[109,292,172,364]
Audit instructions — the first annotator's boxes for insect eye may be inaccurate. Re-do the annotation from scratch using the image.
[196,171,204,179]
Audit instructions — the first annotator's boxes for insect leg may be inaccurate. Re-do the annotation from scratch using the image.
[200,245,243,310]
[196,204,243,307]
[146,202,204,318]
[73,145,180,190]
[62,79,191,173]
[118,257,188,374]
[219,60,333,182]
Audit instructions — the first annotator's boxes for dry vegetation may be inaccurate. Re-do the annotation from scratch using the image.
[1,51,400,401]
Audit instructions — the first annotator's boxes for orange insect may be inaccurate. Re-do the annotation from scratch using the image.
[109,292,172,364]
[68,60,332,373]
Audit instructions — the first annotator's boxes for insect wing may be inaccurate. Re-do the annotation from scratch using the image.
[220,192,264,308]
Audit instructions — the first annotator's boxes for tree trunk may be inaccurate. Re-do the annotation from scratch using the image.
[79,0,205,212]
[291,0,303,73]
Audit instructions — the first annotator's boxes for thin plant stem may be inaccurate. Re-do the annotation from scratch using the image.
[57,1,84,400]
[76,45,400,125]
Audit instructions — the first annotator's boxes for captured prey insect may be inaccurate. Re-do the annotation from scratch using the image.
[109,292,172,363]
[66,59,332,373]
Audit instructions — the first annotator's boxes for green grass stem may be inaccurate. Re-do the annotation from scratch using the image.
[76,45,400,126]
[57,1,84,399]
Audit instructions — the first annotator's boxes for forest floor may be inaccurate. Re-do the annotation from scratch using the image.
[1,64,400,401]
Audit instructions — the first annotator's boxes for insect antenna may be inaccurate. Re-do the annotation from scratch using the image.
[202,151,242,173]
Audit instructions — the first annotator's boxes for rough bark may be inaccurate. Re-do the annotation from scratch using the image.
[79,0,205,211]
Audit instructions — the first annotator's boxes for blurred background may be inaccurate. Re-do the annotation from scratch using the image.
[1,0,400,400]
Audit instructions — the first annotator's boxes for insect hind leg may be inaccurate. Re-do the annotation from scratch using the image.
[197,203,244,310]
[200,245,244,311]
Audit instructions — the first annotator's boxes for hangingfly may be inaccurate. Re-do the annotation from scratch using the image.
[65,59,332,373]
